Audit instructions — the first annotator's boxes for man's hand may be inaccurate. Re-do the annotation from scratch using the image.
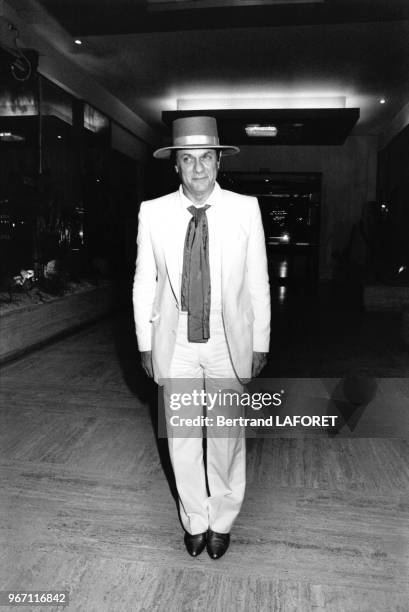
[140,350,154,378]
[252,351,268,378]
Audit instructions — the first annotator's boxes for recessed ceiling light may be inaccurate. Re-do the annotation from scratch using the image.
[57,135,62,139]
[379,98,386,104]
[245,124,278,137]
[74,39,82,45]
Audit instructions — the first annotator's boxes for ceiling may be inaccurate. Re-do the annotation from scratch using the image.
[31,0,409,35]
[9,0,409,142]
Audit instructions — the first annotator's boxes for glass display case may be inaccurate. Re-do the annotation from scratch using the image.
[0,62,141,307]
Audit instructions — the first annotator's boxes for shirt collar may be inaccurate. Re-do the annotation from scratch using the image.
[178,181,221,212]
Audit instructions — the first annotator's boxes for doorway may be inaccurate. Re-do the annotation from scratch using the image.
[219,171,322,287]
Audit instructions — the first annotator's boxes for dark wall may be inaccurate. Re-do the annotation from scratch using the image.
[377,124,409,275]
[378,123,409,196]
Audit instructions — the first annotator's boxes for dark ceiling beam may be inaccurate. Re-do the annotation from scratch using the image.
[39,0,409,36]
[162,108,360,145]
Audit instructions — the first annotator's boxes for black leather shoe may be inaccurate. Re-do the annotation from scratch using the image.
[184,531,207,557]
[207,529,230,559]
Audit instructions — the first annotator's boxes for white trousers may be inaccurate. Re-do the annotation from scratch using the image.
[163,311,246,535]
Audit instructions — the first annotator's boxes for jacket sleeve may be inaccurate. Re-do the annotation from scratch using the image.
[247,197,271,352]
[132,201,157,351]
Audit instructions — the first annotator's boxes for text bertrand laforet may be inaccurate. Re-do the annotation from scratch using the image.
[168,415,338,427]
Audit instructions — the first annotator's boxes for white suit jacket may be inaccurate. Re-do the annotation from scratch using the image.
[132,182,270,383]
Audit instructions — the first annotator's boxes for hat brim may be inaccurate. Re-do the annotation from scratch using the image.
[153,144,240,159]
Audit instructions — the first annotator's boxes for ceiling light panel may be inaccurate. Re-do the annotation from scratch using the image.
[177,96,346,110]
[245,124,278,137]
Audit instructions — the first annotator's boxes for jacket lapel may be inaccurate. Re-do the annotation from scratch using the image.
[162,191,185,307]
[218,191,247,291]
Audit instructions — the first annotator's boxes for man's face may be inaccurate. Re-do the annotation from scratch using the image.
[175,149,219,203]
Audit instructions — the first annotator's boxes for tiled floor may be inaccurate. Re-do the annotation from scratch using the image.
[1,287,408,611]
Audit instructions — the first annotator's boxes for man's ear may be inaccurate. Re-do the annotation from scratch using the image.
[175,165,179,174]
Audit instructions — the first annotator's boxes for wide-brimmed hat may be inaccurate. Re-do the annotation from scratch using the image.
[153,116,240,159]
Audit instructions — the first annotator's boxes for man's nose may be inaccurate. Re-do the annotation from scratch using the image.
[193,158,205,173]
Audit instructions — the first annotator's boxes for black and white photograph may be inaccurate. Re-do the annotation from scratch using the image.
[0,1,408,610]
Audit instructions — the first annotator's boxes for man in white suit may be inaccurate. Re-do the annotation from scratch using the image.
[133,116,270,559]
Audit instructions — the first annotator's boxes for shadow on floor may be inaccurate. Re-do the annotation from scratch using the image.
[112,311,178,503]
